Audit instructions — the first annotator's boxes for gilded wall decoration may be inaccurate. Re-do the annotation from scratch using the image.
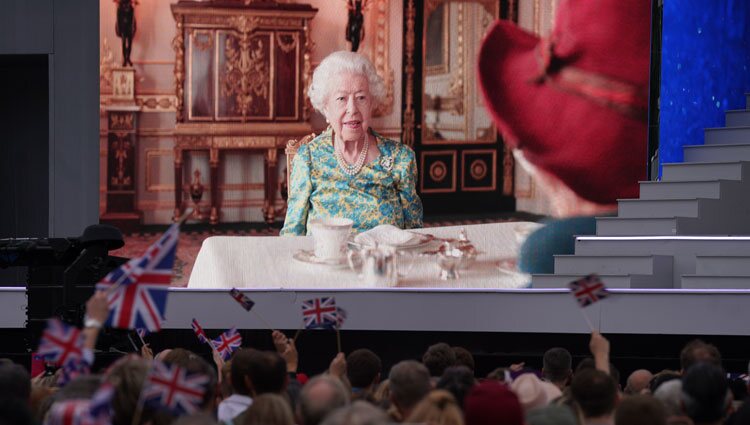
[364,0,395,117]
[221,22,271,119]
[110,135,133,189]
[100,37,115,92]
[172,20,186,122]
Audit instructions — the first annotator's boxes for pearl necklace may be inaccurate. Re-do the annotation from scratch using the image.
[335,134,370,176]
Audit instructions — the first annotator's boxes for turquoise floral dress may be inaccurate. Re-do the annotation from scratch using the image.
[281,127,424,235]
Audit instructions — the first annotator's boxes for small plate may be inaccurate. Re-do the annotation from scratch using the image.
[349,232,435,250]
[292,250,349,269]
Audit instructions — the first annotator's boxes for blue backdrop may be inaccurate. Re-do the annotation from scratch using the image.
[659,0,750,173]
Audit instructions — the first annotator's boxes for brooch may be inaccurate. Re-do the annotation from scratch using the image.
[379,155,394,171]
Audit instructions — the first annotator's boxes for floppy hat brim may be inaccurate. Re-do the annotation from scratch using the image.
[477,21,646,205]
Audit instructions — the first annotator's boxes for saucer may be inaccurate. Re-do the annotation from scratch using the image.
[348,232,435,250]
[293,250,349,269]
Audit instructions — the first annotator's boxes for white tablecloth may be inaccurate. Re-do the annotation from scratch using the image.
[187,222,542,289]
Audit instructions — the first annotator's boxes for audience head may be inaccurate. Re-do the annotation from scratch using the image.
[570,369,618,419]
[161,348,194,366]
[297,375,350,425]
[346,349,381,390]
[104,356,150,425]
[576,357,621,388]
[220,359,233,398]
[172,413,219,425]
[653,380,689,423]
[436,366,475,409]
[649,370,681,394]
[452,346,475,373]
[614,394,667,425]
[406,390,463,425]
[320,401,389,425]
[624,369,653,395]
[244,393,294,425]
[231,349,287,396]
[681,362,731,425]
[463,381,523,425]
[372,379,391,405]
[0,362,31,403]
[388,360,431,417]
[525,405,578,425]
[51,375,102,400]
[680,340,721,373]
[542,347,572,388]
[510,373,562,412]
[154,348,173,362]
[422,343,457,378]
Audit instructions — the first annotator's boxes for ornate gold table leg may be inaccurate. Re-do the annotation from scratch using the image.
[173,148,184,222]
[263,148,279,224]
[209,148,220,225]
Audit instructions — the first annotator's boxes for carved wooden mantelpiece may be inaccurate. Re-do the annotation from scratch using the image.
[171,1,316,224]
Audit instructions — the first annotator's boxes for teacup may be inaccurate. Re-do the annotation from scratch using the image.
[309,217,354,261]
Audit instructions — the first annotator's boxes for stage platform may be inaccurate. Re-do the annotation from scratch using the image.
[3,286,750,336]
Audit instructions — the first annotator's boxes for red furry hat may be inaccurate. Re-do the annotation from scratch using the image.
[478,0,651,205]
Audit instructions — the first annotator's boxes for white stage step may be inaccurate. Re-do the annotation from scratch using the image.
[531,273,660,289]
[725,110,750,127]
[616,198,720,218]
[554,254,672,275]
[596,217,699,236]
[574,236,750,288]
[661,161,746,182]
[530,100,750,292]
[638,180,729,200]
[695,255,750,275]
[681,275,750,289]
[684,143,750,162]
[705,127,750,145]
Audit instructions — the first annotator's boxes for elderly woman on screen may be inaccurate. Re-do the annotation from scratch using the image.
[280,51,423,236]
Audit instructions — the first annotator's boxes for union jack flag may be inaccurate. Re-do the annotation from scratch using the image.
[569,274,609,308]
[46,400,99,425]
[301,297,340,329]
[229,288,255,311]
[143,361,209,415]
[211,327,242,361]
[191,318,209,344]
[136,328,148,339]
[334,307,348,328]
[38,318,84,367]
[89,382,115,420]
[96,224,179,332]
[59,357,92,386]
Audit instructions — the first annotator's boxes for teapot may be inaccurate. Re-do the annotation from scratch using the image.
[347,244,413,287]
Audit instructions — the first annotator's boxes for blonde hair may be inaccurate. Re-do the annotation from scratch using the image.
[406,390,464,425]
[307,50,386,113]
[243,393,295,425]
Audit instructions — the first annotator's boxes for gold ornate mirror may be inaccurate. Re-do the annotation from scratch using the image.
[422,0,498,144]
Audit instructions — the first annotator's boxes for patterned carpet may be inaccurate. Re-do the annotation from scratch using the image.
[112,214,540,287]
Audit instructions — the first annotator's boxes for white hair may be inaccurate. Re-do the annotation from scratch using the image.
[308,50,386,114]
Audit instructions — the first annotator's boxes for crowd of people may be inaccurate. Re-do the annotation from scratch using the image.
[1,293,749,425]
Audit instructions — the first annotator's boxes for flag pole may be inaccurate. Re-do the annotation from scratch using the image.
[136,331,147,347]
[176,209,193,225]
[126,333,139,353]
[292,327,303,344]
[335,326,342,353]
[251,310,274,330]
[580,309,596,332]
